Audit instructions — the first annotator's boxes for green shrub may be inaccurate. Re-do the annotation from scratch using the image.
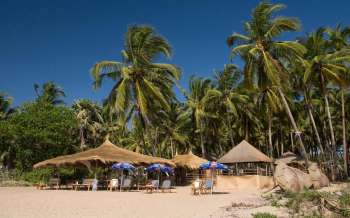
[252,212,277,218]
[340,192,350,208]
[21,168,53,183]
[270,199,282,208]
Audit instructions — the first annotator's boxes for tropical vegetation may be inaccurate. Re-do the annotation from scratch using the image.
[0,1,349,181]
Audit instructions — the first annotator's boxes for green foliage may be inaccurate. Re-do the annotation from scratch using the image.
[284,189,326,213]
[20,168,54,183]
[340,192,350,207]
[1,1,350,185]
[252,212,277,218]
[0,101,79,171]
[270,199,282,208]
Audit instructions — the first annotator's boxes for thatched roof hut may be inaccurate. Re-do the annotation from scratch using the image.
[171,151,207,169]
[218,140,272,164]
[33,139,174,168]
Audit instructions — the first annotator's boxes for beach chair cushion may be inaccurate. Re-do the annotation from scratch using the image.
[121,178,132,188]
[151,180,159,188]
[110,179,118,187]
[161,180,171,189]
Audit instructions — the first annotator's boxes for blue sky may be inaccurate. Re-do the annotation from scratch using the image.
[1,0,350,106]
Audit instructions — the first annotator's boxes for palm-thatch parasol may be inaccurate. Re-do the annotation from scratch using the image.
[218,140,272,163]
[171,151,208,169]
[33,139,174,168]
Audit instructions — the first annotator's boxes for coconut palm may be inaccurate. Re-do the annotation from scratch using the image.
[257,86,283,158]
[213,64,248,146]
[227,1,309,164]
[91,25,181,155]
[72,99,104,150]
[185,77,221,157]
[326,25,350,178]
[302,27,350,179]
[156,103,191,157]
[34,81,66,105]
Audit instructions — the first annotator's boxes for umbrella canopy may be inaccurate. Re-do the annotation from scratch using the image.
[171,151,208,169]
[111,162,135,170]
[218,140,272,164]
[199,161,228,170]
[33,139,174,168]
[146,163,174,173]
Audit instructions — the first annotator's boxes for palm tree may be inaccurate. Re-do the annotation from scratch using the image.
[213,64,248,146]
[91,25,181,155]
[185,77,220,157]
[302,27,350,179]
[34,81,65,105]
[0,92,14,119]
[227,1,309,164]
[257,86,282,158]
[157,103,191,157]
[326,25,350,178]
[72,99,104,150]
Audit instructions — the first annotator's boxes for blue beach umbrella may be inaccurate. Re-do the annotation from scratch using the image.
[146,164,173,189]
[199,161,228,170]
[112,162,135,171]
[199,161,228,194]
[146,163,173,173]
[111,162,135,191]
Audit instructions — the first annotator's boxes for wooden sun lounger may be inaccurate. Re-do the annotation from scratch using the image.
[144,180,159,193]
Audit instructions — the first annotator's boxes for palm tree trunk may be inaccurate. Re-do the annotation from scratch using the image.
[304,91,324,156]
[324,94,336,148]
[228,116,235,146]
[79,127,85,150]
[170,138,174,158]
[268,111,273,158]
[245,116,249,141]
[342,89,348,178]
[200,120,206,158]
[277,88,309,167]
[324,93,337,181]
[290,131,294,152]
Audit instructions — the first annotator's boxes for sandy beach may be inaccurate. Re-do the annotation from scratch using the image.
[0,186,287,218]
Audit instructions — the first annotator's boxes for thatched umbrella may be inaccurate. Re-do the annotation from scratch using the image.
[218,140,272,176]
[33,139,174,169]
[218,140,272,163]
[171,151,207,185]
[171,151,208,169]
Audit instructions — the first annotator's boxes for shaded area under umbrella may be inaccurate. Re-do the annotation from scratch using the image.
[199,161,228,194]
[146,164,174,189]
[112,162,135,191]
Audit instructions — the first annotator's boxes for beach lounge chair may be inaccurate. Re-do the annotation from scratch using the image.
[108,179,119,191]
[145,180,159,193]
[47,178,60,190]
[191,179,201,195]
[160,179,172,193]
[201,180,213,194]
[120,178,132,191]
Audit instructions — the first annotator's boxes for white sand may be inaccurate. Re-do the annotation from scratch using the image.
[0,187,284,218]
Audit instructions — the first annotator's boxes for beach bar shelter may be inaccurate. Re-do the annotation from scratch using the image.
[218,140,272,175]
[34,139,174,169]
[171,151,208,184]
